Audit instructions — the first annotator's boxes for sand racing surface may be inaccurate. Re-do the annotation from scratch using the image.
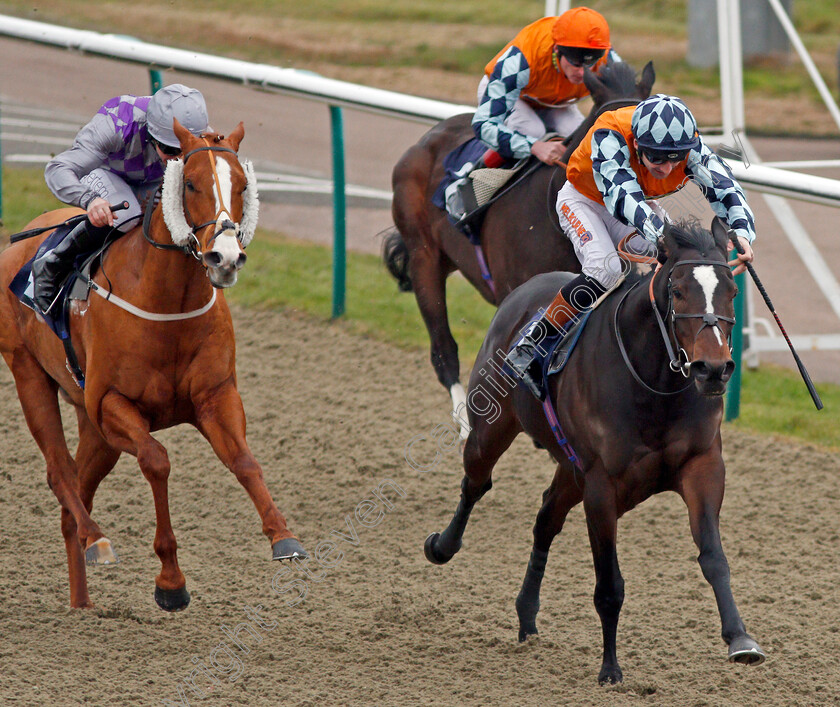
[1,305,839,706]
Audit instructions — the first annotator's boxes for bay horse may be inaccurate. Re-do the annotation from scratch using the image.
[0,120,306,611]
[386,61,655,435]
[423,218,765,683]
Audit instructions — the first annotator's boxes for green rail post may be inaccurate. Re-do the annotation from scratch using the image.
[149,69,163,94]
[725,270,746,421]
[330,105,346,318]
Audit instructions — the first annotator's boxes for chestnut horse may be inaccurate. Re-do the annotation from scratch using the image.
[0,120,306,611]
[385,61,655,435]
[423,218,765,683]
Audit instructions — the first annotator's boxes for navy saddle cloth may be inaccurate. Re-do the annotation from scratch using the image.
[431,137,488,212]
[8,225,80,339]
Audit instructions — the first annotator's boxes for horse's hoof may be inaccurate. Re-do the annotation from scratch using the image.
[597,665,623,685]
[424,532,452,565]
[272,537,308,561]
[85,538,119,566]
[517,625,538,643]
[728,635,766,665]
[154,584,191,612]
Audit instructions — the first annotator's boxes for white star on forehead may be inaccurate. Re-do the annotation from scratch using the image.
[692,265,724,345]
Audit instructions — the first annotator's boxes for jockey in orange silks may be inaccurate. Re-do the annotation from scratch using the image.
[473,7,620,169]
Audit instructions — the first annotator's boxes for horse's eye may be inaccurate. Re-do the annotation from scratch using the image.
[185,180,196,192]
[671,287,683,300]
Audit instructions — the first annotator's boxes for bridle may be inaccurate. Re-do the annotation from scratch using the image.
[615,257,735,396]
[143,137,241,261]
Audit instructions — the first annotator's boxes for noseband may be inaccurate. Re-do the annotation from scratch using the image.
[615,258,735,395]
[143,139,241,260]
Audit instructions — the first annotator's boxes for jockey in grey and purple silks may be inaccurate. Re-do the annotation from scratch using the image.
[33,84,209,314]
[45,94,169,230]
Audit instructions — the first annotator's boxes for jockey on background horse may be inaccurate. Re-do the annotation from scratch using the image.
[473,6,620,171]
[505,93,757,399]
[32,83,210,313]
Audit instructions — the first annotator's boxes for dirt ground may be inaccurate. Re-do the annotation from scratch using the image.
[1,304,839,707]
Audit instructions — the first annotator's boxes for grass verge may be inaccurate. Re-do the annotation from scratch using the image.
[1,167,836,449]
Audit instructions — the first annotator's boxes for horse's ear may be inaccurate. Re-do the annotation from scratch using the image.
[584,68,609,105]
[227,122,245,152]
[658,222,674,263]
[638,61,656,99]
[172,118,193,149]
[710,216,732,252]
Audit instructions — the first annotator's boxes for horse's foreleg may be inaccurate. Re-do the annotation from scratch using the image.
[678,452,765,665]
[194,384,306,561]
[75,408,122,566]
[409,251,467,438]
[583,468,624,685]
[424,409,517,564]
[7,350,105,608]
[516,464,584,641]
[98,391,189,612]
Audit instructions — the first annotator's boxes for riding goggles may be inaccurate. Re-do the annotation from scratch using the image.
[556,45,606,68]
[153,138,182,157]
[639,146,690,165]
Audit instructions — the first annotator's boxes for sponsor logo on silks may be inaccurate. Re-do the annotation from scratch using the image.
[560,203,591,243]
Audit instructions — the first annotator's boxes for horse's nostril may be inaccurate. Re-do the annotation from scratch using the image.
[203,251,223,268]
[689,361,710,381]
[722,360,736,382]
[236,252,247,270]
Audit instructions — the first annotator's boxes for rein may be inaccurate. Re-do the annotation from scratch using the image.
[614,258,735,396]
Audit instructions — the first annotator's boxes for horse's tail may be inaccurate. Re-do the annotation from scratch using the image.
[381,226,412,292]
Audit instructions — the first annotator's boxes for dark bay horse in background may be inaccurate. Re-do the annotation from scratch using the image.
[386,61,655,435]
[0,120,306,611]
[423,218,765,684]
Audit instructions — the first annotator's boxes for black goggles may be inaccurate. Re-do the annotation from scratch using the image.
[640,147,690,165]
[556,46,606,68]
[153,138,181,157]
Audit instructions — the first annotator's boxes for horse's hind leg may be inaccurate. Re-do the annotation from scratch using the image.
[194,383,306,561]
[424,406,518,564]
[6,350,106,607]
[678,452,765,665]
[583,466,624,685]
[516,464,584,641]
[409,249,468,438]
[98,391,189,612]
[75,408,122,566]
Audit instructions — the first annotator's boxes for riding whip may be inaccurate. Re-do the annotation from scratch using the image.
[728,231,823,411]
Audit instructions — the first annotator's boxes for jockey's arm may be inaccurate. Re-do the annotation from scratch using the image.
[44,113,119,210]
[685,140,757,272]
[472,46,537,161]
[591,129,664,241]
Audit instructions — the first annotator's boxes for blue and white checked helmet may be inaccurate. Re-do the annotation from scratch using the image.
[631,94,699,153]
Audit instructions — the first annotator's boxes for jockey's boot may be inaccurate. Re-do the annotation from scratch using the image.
[505,289,584,400]
[32,220,108,314]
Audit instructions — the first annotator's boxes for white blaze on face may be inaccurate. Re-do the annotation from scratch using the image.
[692,265,723,345]
[210,157,241,264]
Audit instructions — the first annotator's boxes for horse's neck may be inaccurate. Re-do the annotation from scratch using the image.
[108,213,212,308]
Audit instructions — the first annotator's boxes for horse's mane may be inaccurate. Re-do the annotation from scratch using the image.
[665,218,726,259]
